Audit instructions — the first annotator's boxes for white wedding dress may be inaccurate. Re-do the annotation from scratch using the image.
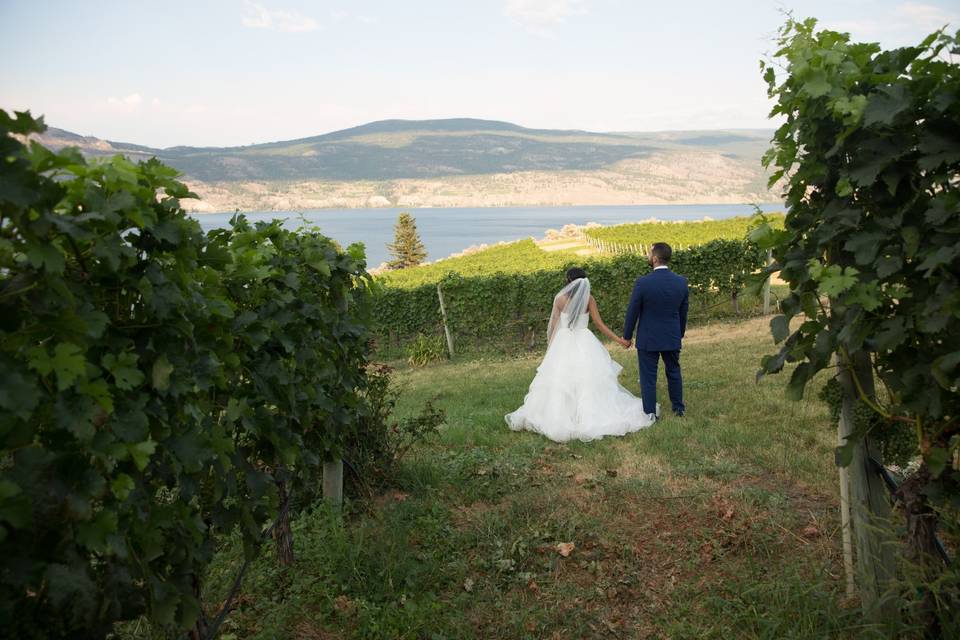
[505,307,657,443]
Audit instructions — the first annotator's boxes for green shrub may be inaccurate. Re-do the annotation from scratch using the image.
[343,364,445,495]
[406,333,448,367]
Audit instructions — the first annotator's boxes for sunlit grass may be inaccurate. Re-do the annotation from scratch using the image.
[144,317,882,639]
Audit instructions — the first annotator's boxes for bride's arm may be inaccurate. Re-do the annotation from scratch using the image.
[589,296,629,347]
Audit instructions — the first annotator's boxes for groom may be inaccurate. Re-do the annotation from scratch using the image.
[622,242,689,419]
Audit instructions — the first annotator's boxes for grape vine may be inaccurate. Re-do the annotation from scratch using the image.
[0,110,373,638]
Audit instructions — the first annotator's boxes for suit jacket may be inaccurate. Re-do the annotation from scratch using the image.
[623,267,689,352]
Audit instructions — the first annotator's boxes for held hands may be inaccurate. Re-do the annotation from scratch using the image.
[618,337,633,349]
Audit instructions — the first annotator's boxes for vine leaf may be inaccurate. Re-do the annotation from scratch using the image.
[128,439,157,471]
[817,266,859,297]
[844,282,883,312]
[926,447,949,478]
[875,256,902,279]
[843,233,885,265]
[27,343,86,391]
[0,480,21,501]
[77,378,114,412]
[786,362,813,401]
[771,315,790,344]
[917,246,960,275]
[863,84,910,126]
[901,227,920,256]
[102,352,145,390]
[802,72,832,98]
[151,355,174,392]
[931,351,960,389]
[76,510,119,553]
[44,563,97,609]
[25,243,65,274]
[110,474,135,500]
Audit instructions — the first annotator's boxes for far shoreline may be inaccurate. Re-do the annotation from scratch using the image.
[186,200,785,216]
[189,202,786,267]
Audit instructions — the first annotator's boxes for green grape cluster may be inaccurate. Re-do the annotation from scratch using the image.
[818,377,844,424]
[819,377,917,468]
[855,402,918,468]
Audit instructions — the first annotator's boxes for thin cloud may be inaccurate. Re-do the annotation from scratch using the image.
[504,0,589,37]
[827,2,957,44]
[106,93,143,111]
[104,94,211,119]
[895,2,957,29]
[330,9,376,25]
[241,1,318,33]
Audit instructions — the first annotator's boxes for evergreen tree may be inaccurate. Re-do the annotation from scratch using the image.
[386,212,427,269]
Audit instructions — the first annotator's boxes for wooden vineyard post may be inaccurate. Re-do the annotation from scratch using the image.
[763,249,773,315]
[838,351,898,624]
[275,478,293,565]
[437,284,455,357]
[323,460,343,506]
[838,429,856,598]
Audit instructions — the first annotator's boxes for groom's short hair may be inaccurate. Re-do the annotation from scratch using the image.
[651,242,672,264]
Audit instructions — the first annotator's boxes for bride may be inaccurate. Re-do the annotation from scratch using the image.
[505,268,657,442]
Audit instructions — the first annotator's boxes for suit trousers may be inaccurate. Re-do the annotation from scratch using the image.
[637,350,684,416]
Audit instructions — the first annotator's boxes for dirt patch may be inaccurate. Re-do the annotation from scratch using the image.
[369,489,411,510]
[683,315,772,346]
[292,621,344,640]
[451,500,495,530]
[537,240,588,252]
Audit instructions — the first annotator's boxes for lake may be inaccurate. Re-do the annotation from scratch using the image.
[191,203,785,267]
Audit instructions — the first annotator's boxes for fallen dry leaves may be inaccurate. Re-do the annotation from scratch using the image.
[715,498,737,521]
[333,595,356,616]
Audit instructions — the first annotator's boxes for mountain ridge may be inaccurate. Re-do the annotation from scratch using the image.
[48,118,653,153]
[29,118,780,212]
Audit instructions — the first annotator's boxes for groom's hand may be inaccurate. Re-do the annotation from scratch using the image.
[621,338,633,349]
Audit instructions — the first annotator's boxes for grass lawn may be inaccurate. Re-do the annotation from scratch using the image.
[198,316,887,639]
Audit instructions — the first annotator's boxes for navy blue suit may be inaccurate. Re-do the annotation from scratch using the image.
[623,267,689,416]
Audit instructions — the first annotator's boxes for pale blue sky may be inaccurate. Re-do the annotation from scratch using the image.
[1,1,956,147]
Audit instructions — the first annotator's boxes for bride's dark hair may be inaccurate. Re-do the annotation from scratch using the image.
[566,267,587,282]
